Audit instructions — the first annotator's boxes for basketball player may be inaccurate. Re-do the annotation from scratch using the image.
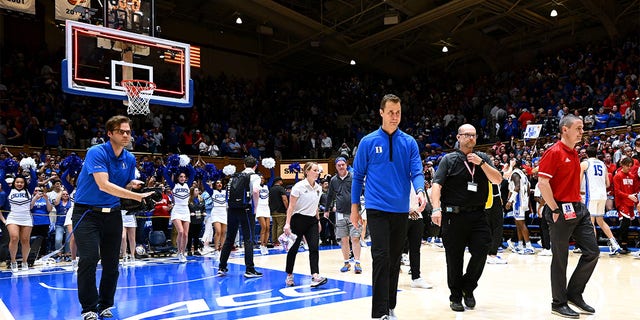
[505,161,535,254]
[580,146,621,255]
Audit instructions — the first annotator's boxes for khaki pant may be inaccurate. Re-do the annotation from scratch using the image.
[271,213,286,244]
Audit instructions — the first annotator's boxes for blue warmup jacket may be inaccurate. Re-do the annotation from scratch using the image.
[351,127,425,213]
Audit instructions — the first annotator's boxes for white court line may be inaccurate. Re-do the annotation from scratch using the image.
[39,274,220,291]
[0,298,16,320]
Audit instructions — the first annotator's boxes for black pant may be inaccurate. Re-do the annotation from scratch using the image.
[72,206,123,314]
[134,211,148,245]
[543,203,599,308]
[619,217,632,247]
[320,211,336,244]
[31,224,50,258]
[286,214,320,274]
[0,218,9,262]
[219,207,256,271]
[403,218,424,280]
[441,209,490,303]
[485,201,503,255]
[539,211,551,250]
[367,210,408,318]
[187,220,203,252]
[152,217,171,241]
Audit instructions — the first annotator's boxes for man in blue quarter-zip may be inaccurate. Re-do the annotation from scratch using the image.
[351,94,427,320]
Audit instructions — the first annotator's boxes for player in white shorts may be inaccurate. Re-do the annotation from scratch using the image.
[255,175,271,255]
[505,163,535,254]
[580,146,621,255]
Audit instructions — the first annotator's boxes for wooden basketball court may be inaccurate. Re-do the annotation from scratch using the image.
[1,243,637,319]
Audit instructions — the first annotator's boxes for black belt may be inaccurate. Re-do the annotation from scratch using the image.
[443,205,484,214]
[75,203,121,213]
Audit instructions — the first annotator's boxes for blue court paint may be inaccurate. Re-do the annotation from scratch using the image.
[0,256,372,319]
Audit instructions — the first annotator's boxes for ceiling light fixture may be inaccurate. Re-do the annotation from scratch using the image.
[235,16,243,24]
[350,59,356,65]
[442,46,449,53]
[550,9,558,17]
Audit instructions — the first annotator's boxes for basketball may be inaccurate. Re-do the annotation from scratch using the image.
[135,245,146,256]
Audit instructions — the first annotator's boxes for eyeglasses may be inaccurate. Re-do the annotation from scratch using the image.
[113,129,132,135]
[459,133,478,139]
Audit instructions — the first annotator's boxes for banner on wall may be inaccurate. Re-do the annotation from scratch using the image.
[279,163,329,181]
[0,0,36,15]
[55,0,91,21]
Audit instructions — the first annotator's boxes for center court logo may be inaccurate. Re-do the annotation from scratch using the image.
[124,286,347,320]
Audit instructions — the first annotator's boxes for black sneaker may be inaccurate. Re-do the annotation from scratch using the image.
[449,301,464,312]
[244,269,263,278]
[217,267,228,276]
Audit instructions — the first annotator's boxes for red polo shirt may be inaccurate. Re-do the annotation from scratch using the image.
[538,141,581,202]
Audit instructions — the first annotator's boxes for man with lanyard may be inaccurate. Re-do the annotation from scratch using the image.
[431,124,502,312]
[73,115,155,320]
[537,114,599,319]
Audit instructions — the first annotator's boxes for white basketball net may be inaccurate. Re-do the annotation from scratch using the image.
[122,80,156,115]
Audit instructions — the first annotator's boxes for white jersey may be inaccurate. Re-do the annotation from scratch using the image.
[508,168,530,215]
[582,158,608,202]
[172,182,190,208]
[6,189,33,226]
[255,184,270,217]
[210,189,227,216]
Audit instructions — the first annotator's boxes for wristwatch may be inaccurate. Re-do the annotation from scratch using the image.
[552,207,562,214]
[479,159,486,166]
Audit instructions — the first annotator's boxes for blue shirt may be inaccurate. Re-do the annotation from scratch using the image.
[31,197,50,226]
[75,140,136,207]
[351,127,424,213]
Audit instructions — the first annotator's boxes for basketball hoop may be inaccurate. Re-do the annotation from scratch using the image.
[122,79,156,115]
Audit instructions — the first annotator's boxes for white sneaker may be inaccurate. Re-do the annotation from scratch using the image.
[360,239,368,248]
[411,277,433,289]
[21,263,28,271]
[178,253,187,263]
[632,251,640,258]
[302,242,309,251]
[506,239,517,252]
[486,255,507,264]
[539,249,553,256]
[72,258,79,270]
[401,253,410,266]
[260,246,268,255]
[572,247,582,253]
[389,308,398,320]
[10,261,18,273]
[200,246,214,255]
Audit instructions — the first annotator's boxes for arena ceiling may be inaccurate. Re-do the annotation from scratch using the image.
[155,0,640,77]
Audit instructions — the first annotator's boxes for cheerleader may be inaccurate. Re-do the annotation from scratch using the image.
[164,167,195,263]
[120,209,137,263]
[255,175,271,255]
[0,168,38,272]
[203,180,227,258]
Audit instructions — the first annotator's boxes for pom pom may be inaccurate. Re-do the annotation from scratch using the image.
[223,165,236,176]
[1,159,19,174]
[262,157,276,169]
[142,162,155,179]
[288,162,301,173]
[195,167,207,181]
[19,157,37,171]
[166,154,180,174]
[179,154,191,167]
[135,168,141,179]
[60,153,83,177]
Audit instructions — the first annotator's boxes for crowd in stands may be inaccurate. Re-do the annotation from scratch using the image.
[2,31,640,265]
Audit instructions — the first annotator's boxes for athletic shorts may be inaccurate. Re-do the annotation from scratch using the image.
[586,199,606,217]
[335,215,361,239]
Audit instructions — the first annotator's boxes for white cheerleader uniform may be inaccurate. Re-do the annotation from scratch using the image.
[64,190,76,227]
[122,210,137,228]
[171,182,191,222]
[210,189,227,224]
[255,184,270,218]
[6,189,33,227]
